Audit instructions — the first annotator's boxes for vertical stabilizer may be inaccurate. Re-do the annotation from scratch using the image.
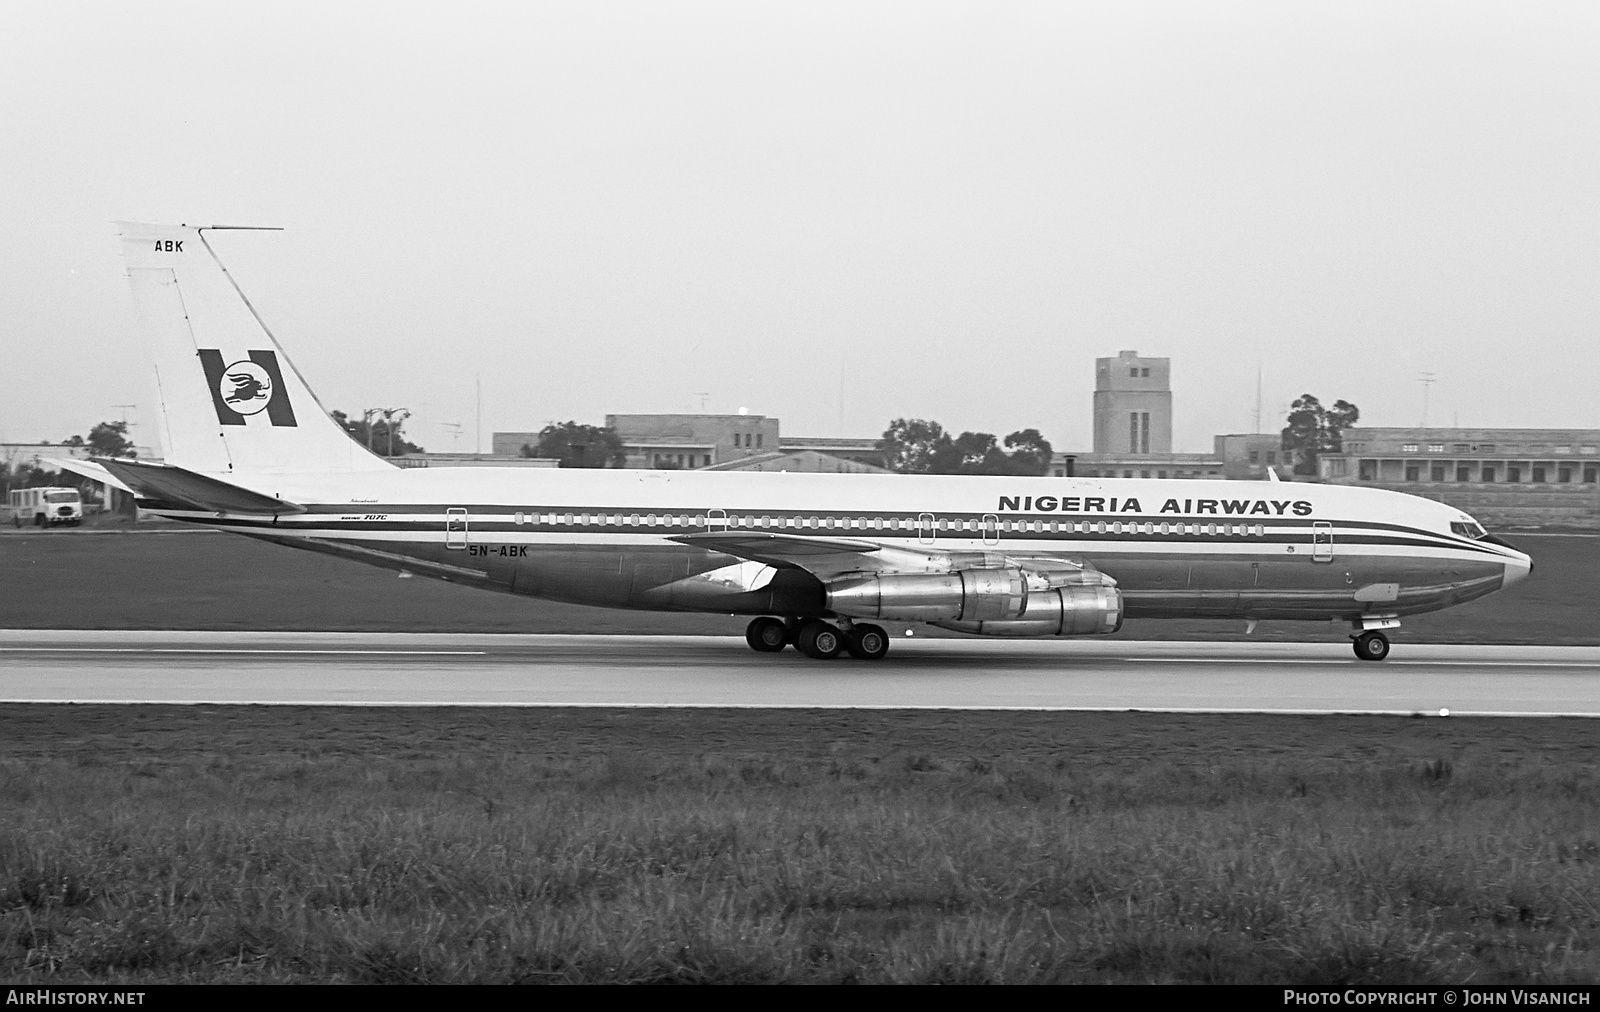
[117,222,393,476]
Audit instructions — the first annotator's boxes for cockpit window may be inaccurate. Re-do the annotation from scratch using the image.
[1450,521,1487,540]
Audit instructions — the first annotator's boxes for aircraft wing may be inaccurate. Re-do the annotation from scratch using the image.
[95,458,306,515]
[670,532,892,580]
[671,530,1115,588]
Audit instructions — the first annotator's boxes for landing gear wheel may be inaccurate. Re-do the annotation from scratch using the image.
[1352,631,1390,661]
[845,623,890,660]
[796,620,844,660]
[745,617,789,653]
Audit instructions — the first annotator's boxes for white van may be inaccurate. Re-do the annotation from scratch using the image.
[7,486,83,527]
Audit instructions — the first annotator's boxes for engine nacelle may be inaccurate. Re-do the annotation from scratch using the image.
[935,584,1123,637]
[825,569,1028,623]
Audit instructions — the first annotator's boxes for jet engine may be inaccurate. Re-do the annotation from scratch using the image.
[824,561,1123,637]
[934,583,1123,637]
[825,568,1029,623]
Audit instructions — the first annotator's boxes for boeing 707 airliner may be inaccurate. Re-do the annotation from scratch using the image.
[65,223,1532,662]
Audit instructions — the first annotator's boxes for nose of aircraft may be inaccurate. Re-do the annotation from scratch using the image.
[1502,551,1533,589]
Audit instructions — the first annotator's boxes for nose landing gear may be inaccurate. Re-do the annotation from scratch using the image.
[1352,630,1390,661]
[1350,615,1398,661]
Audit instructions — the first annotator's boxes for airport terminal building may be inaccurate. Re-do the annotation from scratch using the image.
[1319,427,1600,530]
[493,416,889,473]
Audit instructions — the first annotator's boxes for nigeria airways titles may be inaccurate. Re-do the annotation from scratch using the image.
[997,494,1315,516]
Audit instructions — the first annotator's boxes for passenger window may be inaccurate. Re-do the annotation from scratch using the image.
[694,515,706,526]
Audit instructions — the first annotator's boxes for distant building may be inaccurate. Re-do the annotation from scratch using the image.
[1320,427,1600,529]
[777,436,888,470]
[700,449,890,474]
[1214,433,1293,481]
[1068,451,1224,480]
[600,414,780,469]
[395,452,559,469]
[490,432,545,457]
[495,417,894,471]
[1071,350,1222,477]
[1068,353,1294,481]
[1094,350,1172,455]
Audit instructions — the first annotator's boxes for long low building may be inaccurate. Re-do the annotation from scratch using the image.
[1319,427,1600,530]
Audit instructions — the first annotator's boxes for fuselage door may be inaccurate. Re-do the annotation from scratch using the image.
[1312,521,1333,563]
[446,507,468,549]
[982,513,1000,546]
[707,508,728,532]
[918,512,936,545]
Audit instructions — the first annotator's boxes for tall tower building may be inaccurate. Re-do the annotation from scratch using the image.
[1093,350,1172,455]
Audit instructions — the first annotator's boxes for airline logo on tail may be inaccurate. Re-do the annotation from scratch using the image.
[197,349,298,427]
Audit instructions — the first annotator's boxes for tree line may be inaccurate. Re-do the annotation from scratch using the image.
[875,420,1054,476]
[11,397,1356,483]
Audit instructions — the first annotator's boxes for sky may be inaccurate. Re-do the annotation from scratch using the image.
[3,1,1598,455]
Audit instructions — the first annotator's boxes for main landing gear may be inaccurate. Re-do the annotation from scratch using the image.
[744,617,889,661]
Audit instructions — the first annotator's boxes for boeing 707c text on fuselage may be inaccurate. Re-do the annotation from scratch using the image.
[62,224,1531,663]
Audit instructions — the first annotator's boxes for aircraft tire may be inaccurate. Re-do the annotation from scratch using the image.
[796,620,844,660]
[844,624,890,660]
[1352,631,1390,662]
[745,617,789,653]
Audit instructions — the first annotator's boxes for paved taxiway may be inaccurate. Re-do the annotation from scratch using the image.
[2,630,1598,714]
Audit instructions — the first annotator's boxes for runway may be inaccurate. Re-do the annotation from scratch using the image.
[2,630,1598,715]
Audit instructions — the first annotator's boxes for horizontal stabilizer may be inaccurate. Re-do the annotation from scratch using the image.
[46,458,135,494]
[96,458,305,514]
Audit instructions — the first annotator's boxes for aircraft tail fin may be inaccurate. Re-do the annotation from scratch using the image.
[116,222,394,477]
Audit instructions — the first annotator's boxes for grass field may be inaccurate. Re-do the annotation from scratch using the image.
[2,706,1598,984]
[1,529,1595,643]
